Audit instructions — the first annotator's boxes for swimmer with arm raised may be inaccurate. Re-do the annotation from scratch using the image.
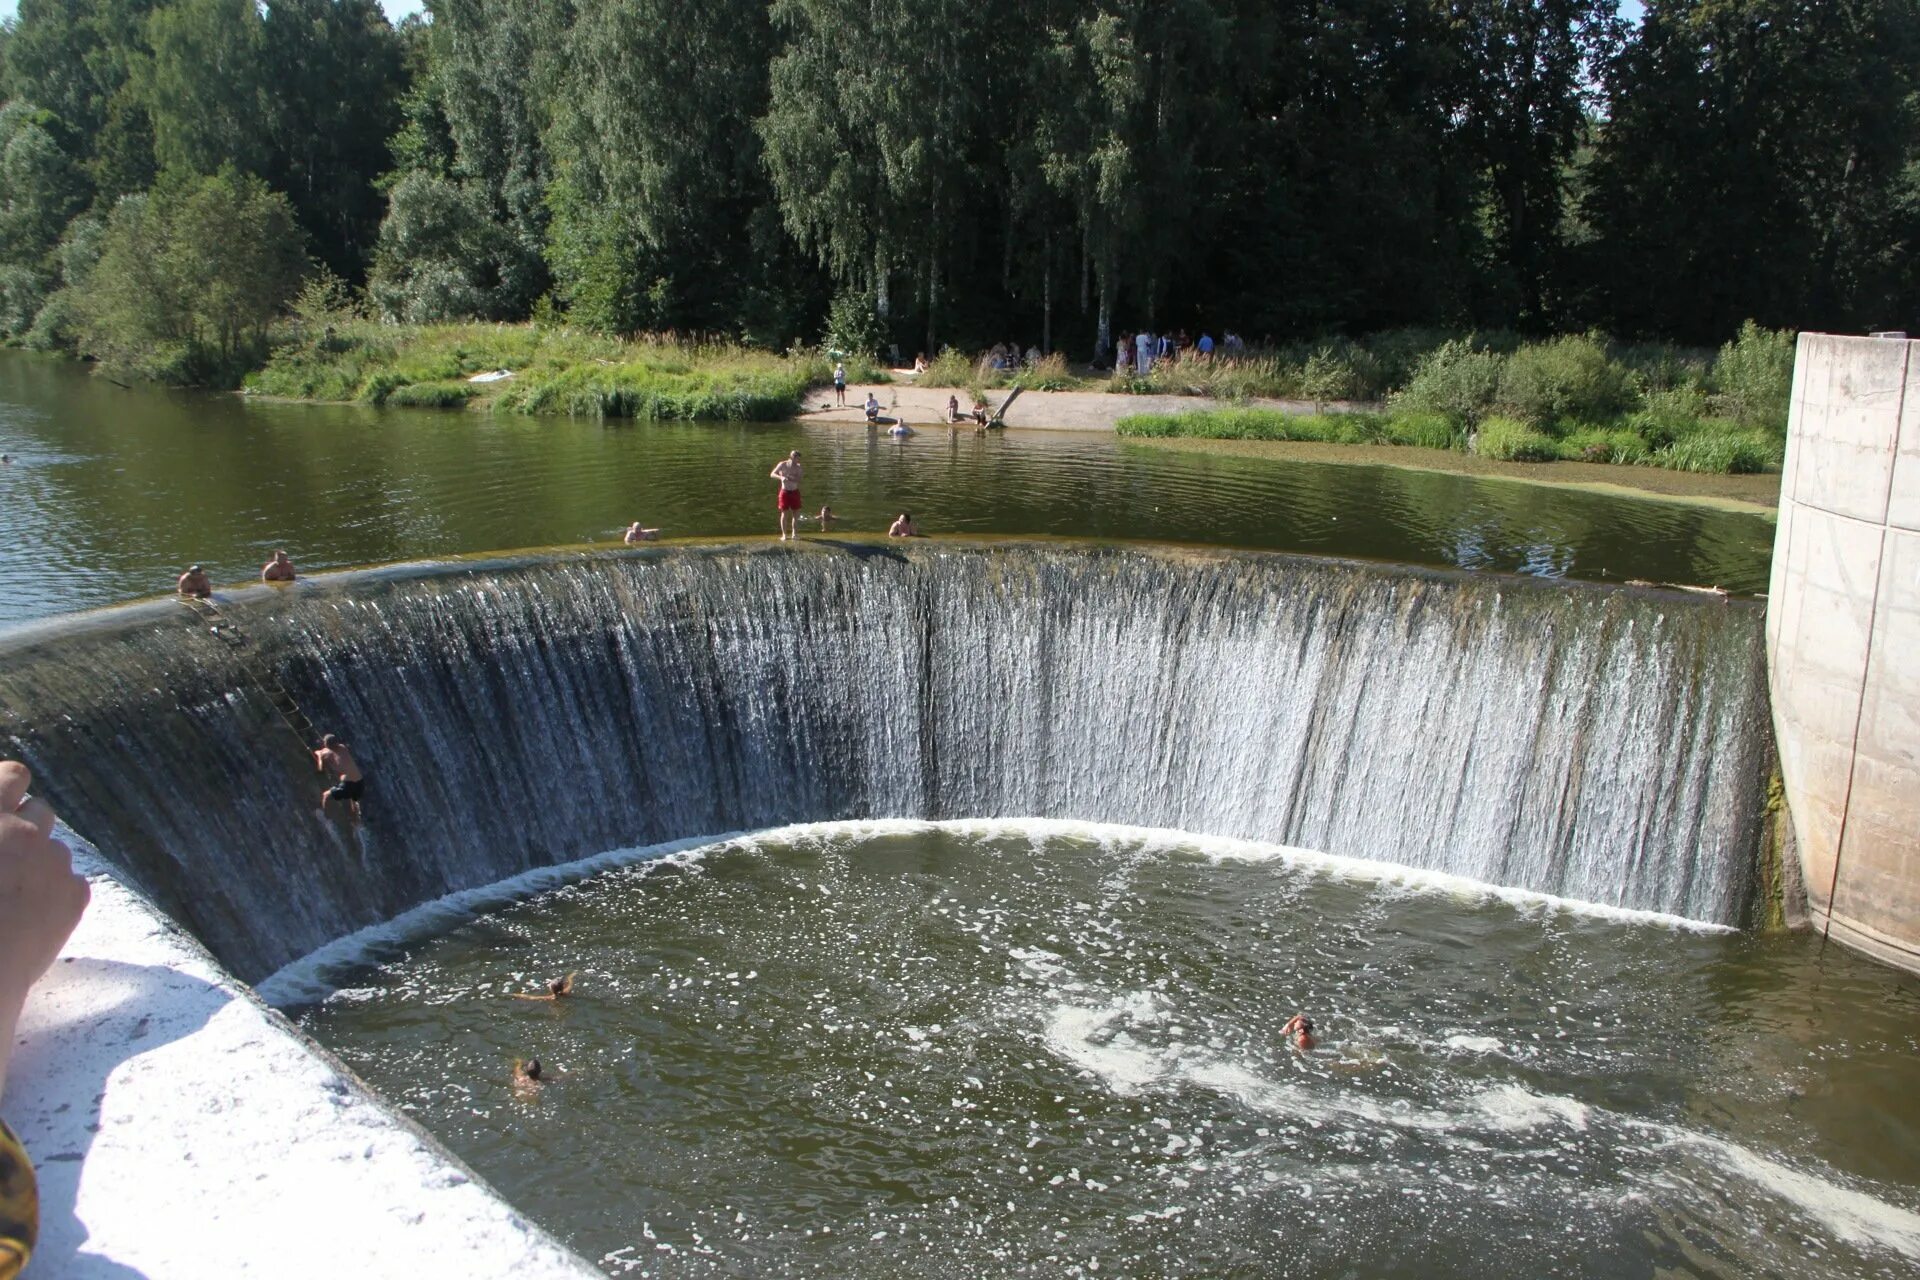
[513,973,577,1002]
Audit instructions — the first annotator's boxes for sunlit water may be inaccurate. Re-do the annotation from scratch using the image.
[292,824,1920,1279]
[0,351,1774,626]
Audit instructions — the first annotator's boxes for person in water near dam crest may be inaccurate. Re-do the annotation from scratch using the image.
[314,734,366,819]
[771,450,804,541]
[0,760,92,1280]
[176,564,211,598]
[888,512,920,537]
[261,550,296,582]
[623,521,659,544]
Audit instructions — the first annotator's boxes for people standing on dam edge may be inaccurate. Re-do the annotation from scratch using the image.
[261,550,296,583]
[771,450,804,541]
[314,734,367,820]
[176,564,212,598]
[0,760,93,1280]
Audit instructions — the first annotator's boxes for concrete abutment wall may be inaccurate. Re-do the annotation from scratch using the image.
[1768,333,1920,972]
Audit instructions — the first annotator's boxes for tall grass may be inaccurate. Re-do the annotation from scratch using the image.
[1116,402,1783,475]
[248,322,876,420]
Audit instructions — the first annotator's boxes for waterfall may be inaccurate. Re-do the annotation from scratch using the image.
[0,543,1775,982]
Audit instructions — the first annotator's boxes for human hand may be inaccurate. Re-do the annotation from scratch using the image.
[0,761,90,1097]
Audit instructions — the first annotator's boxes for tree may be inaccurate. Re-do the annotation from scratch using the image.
[366,168,521,322]
[261,0,407,281]
[0,100,88,338]
[75,167,305,382]
[135,0,268,177]
[1583,0,1920,341]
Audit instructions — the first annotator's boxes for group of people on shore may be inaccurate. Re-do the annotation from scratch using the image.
[1114,328,1244,375]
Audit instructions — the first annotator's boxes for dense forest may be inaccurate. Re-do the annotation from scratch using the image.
[1,0,1916,382]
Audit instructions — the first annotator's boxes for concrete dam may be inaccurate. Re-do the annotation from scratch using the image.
[0,542,1780,985]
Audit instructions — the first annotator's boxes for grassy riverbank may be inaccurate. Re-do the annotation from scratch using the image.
[247,322,889,421]
[1116,406,1782,474]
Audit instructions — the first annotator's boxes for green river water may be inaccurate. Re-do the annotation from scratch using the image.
[0,350,1774,627]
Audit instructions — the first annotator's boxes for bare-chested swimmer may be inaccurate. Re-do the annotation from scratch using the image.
[513,972,577,1002]
[314,734,366,820]
[1282,1014,1317,1051]
[771,450,804,540]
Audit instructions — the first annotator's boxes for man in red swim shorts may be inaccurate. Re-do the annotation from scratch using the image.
[771,450,804,541]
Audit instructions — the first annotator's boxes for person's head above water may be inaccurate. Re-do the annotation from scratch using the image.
[321,733,341,749]
[789,450,800,461]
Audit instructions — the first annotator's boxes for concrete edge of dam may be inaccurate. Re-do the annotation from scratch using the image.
[1767,332,1920,974]
[0,828,600,1280]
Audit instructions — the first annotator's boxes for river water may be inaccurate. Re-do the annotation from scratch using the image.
[293,823,1920,1280]
[0,350,1775,627]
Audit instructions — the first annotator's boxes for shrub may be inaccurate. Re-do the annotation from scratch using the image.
[824,288,885,358]
[1300,346,1362,407]
[1559,427,1652,465]
[1393,339,1505,426]
[1494,333,1636,428]
[1384,410,1462,450]
[1624,385,1710,448]
[1650,420,1784,473]
[918,346,973,387]
[1474,416,1560,461]
[1711,320,1794,431]
[1015,351,1074,391]
[383,380,477,409]
[1115,408,1384,444]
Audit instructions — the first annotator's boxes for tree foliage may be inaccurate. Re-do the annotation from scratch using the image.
[3,0,1917,376]
[75,167,304,381]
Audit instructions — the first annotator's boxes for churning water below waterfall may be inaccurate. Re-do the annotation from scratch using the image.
[292,823,1920,1280]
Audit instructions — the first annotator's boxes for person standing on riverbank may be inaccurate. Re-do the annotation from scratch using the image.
[771,450,804,540]
[261,551,296,582]
[176,565,211,598]
[833,362,847,406]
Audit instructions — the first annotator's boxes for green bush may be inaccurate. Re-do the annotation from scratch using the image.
[1392,339,1505,426]
[1116,408,1384,444]
[1383,410,1462,450]
[824,288,885,358]
[383,380,477,409]
[1494,333,1636,428]
[1301,346,1363,406]
[1559,427,1652,465]
[1014,351,1075,391]
[1474,416,1560,461]
[1650,420,1783,473]
[918,346,973,387]
[1711,320,1794,430]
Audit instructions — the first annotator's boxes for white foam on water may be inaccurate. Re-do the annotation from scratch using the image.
[1044,985,1920,1265]
[257,833,729,1006]
[1443,1034,1507,1054]
[262,816,1722,1007]
[1630,1122,1920,1260]
[755,817,1731,933]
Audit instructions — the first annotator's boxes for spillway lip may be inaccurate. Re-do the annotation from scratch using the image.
[0,535,1763,650]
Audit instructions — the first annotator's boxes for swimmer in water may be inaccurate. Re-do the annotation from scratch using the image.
[623,521,659,544]
[1282,1014,1317,1051]
[512,1057,545,1094]
[513,972,576,1002]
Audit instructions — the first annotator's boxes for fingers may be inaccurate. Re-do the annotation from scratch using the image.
[0,760,30,813]
[14,795,55,839]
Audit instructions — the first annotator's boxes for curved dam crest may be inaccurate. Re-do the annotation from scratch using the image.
[0,541,1777,982]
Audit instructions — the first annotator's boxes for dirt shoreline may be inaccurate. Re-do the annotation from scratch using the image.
[804,378,1781,516]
